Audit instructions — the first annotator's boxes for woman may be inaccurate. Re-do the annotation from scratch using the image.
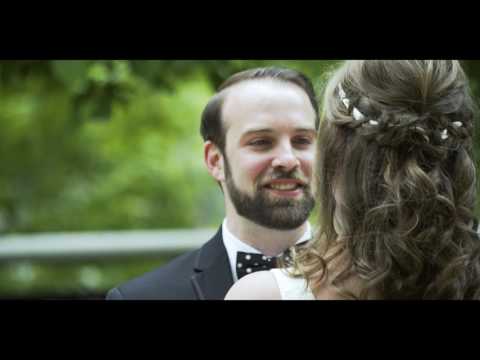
[225,60,480,300]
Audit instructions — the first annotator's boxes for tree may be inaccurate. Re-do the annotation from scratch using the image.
[0,60,477,234]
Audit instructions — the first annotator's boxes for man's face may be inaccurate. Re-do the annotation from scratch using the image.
[220,79,317,230]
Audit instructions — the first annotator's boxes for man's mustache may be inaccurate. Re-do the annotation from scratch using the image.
[259,169,309,187]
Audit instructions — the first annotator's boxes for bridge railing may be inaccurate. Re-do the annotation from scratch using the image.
[0,228,217,261]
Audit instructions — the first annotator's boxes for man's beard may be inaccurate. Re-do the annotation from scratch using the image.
[224,156,315,230]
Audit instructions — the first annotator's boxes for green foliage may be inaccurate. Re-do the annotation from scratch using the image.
[0,60,338,233]
[0,60,478,232]
[0,256,177,298]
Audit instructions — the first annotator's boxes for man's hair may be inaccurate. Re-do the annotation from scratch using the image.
[200,67,319,153]
[295,60,480,299]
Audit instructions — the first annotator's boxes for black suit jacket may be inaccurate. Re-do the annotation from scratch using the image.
[106,227,234,300]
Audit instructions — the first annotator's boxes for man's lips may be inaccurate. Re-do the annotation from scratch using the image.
[262,179,307,191]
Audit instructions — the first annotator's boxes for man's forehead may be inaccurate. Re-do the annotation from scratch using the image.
[221,78,315,130]
[222,78,304,108]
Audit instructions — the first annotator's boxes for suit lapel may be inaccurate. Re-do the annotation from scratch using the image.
[191,227,234,300]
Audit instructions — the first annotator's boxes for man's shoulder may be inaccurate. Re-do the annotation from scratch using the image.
[107,248,201,300]
[106,227,228,300]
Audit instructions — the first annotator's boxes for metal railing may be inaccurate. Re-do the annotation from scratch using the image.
[1,225,478,262]
[0,228,217,261]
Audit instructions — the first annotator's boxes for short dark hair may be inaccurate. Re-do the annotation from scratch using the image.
[200,67,319,153]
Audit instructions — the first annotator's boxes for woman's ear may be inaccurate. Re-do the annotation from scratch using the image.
[204,141,225,182]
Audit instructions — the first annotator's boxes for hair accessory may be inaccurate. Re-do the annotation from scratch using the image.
[338,84,350,109]
[352,108,365,121]
[338,84,375,125]
[337,83,456,142]
[440,129,449,140]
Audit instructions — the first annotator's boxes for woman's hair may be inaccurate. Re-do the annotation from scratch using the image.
[293,60,480,299]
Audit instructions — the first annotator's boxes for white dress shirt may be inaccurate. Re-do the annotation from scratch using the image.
[222,218,312,282]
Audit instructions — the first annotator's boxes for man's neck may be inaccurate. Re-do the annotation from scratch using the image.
[225,213,308,257]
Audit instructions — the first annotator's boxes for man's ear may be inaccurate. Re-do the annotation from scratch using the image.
[204,141,225,182]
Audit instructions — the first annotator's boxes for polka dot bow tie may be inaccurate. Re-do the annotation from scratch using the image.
[235,244,304,280]
[235,252,280,279]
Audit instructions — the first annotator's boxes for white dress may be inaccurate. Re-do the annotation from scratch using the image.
[270,268,316,300]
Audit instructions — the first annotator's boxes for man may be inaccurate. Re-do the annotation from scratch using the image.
[106,67,319,299]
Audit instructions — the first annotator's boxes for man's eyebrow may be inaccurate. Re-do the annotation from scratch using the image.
[241,128,316,137]
[241,128,275,137]
[294,128,317,135]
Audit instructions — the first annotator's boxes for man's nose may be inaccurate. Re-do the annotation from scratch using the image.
[271,144,300,171]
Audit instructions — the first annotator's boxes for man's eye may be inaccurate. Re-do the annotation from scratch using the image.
[248,139,272,147]
[293,137,313,146]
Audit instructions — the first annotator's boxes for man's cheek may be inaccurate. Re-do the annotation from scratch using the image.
[300,157,314,179]
[247,160,273,181]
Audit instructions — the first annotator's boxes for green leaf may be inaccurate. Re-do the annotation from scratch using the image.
[51,60,92,95]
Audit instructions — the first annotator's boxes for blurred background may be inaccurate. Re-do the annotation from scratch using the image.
[0,60,478,299]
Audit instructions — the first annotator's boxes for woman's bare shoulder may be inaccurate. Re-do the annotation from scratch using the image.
[225,271,281,300]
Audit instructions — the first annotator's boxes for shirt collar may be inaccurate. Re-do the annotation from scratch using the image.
[222,218,312,282]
